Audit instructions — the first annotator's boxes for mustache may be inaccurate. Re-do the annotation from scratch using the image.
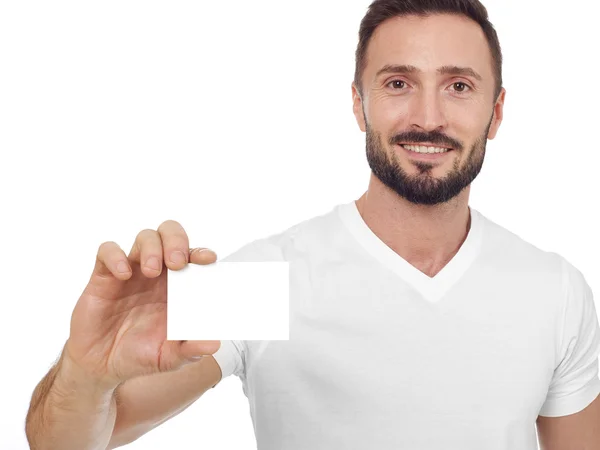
[392,131,460,150]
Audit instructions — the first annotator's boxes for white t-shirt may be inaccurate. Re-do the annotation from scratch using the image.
[212,200,600,449]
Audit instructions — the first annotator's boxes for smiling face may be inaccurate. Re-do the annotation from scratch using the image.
[352,13,505,206]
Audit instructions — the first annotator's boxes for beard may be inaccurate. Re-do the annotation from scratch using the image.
[364,114,494,206]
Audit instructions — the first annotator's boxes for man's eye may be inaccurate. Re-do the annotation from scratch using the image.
[387,80,407,89]
[453,82,472,93]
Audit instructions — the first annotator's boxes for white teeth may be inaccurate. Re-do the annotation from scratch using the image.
[402,144,450,154]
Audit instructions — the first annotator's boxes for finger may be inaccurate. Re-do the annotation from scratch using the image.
[94,241,132,280]
[157,220,190,271]
[189,247,218,265]
[127,229,164,278]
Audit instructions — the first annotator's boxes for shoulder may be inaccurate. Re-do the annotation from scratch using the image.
[218,203,343,263]
[477,210,563,277]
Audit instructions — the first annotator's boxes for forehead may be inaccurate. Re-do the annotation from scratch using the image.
[366,14,492,81]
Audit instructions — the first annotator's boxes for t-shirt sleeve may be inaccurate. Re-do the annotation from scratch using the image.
[212,339,246,384]
[209,236,287,386]
[538,257,600,417]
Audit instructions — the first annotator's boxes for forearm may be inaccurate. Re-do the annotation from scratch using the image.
[25,346,119,450]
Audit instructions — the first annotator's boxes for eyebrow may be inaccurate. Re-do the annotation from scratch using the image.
[375,64,483,82]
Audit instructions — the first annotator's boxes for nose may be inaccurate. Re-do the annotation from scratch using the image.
[407,88,448,132]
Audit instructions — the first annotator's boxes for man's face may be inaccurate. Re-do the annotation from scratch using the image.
[352,13,505,206]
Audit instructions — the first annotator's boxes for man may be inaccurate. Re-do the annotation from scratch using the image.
[26,0,600,449]
[213,1,600,448]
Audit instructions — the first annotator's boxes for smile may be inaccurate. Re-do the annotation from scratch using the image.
[400,144,452,154]
[397,144,454,160]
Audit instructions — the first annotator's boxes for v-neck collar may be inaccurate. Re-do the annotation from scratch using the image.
[337,200,485,303]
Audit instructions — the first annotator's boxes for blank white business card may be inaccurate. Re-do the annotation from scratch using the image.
[167,261,289,341]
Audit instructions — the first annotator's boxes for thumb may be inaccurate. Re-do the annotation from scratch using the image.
[159,340,222,371]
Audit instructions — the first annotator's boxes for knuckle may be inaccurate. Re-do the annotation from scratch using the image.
[168,237,189,251]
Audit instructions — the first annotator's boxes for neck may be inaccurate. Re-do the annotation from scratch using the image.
[355,176,472,278]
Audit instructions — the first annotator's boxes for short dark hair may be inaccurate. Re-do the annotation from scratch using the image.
[354,0,503,103]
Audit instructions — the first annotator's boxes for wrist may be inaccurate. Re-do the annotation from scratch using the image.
[56,344,121,398]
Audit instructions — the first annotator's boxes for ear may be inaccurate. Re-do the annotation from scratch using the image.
[352,82,367,132]
[487,88,506,140]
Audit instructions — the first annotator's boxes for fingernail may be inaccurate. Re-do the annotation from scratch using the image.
[170,251,186,264]
[146,256,160,271]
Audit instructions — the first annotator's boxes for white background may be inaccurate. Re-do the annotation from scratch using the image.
[1,0,599,448]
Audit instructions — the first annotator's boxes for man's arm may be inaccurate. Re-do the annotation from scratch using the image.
[25,347,119,450]
[106,356,222,449]
[25,348,222,450]
[537,394,600,449]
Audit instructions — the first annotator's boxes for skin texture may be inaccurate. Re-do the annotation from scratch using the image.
[350,12,600,447]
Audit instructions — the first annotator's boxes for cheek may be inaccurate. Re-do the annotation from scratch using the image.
[444,108,486,132]
[371,101,411,131]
